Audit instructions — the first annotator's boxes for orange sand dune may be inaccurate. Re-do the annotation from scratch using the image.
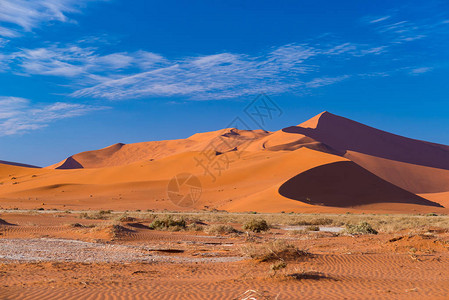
[48,128,270,169]
[1,112,449,213]
[284,111,449,170]
[345,151,449,194]
[0,160,40,169]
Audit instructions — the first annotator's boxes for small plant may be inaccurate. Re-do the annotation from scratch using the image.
[118,215,136,222]
[243,219,269,233]
[345,222,378,235]
[306,225,320,232]
[270,261,287,272]
[426,213,438,217]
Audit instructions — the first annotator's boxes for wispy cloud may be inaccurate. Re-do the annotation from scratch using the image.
[4,41,385,101]
[69,44,354,100]
[369,16,391,24]
[0,96,108,136]
[366,13,449,44]
[409,67,433,75]
[0,0,102,38]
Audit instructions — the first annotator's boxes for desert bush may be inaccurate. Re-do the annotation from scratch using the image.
[306,225,320,231]
[243,240,310,262]
[345,222,378,235]
[270,261,287,271]
[149,216,186,231]
[118,215,136,222]
[79,210,113,220]
[243,219,269,233]
[206,224,239,235]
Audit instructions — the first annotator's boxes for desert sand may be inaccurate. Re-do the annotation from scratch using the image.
[1,211,449,299]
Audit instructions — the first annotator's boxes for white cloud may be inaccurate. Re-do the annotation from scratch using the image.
[410,67,433,75]
[0,96,108,136]
[0,0,103,38]
[11,45,165,79]
[65,42,386,100]
[369,16,391,24]
[305,75,350,88]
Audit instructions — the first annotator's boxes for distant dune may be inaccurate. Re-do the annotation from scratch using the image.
[1,112,448,213]
[0,160,40,169]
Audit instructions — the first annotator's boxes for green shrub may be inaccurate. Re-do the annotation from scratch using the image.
[243,219,269,233]
[345,222,378,235]
[149,216,186,230]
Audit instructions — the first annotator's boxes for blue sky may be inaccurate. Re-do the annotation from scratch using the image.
[0,0,448,166]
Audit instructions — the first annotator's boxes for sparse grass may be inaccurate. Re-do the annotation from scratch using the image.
[345,222,378,235]
[5,210,449,233]
[243,219,269,233]
[206,224,239,235]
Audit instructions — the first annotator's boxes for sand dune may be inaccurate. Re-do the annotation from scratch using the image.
[1,112,449,213]
[48,128,270,169]
[0,160,40,169]
[283,111,449,170]
[345,151,449,194]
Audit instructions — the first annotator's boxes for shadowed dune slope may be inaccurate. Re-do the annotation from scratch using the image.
[283,112,449,170]
[279,161,443,208]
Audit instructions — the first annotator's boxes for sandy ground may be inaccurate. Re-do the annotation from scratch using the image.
[1,212,449,299]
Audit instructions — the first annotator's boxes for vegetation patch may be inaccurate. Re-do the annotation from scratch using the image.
[149,216,186,231]
[345,222,378,235]
[243,219,269,233]
[206,224,239,235]
[243,240,310,262]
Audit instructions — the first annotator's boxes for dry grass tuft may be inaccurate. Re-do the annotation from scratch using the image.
[345,222,378,235]
[242,240,310,262]
[206,224,239,235]
[243,219,269,233]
